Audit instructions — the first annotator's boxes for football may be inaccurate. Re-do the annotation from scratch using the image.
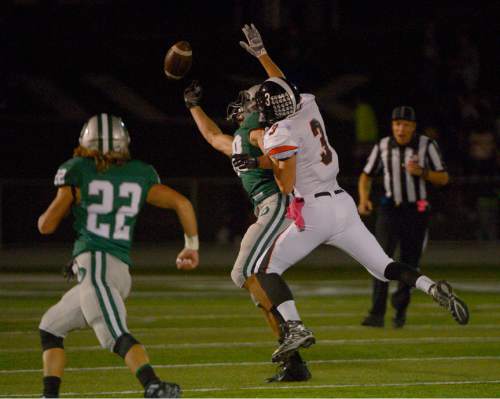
[163,41,192,80]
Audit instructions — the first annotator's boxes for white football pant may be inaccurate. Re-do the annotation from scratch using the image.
[262,191,393,281]
[39,251,131,351]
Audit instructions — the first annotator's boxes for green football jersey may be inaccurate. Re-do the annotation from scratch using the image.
[54,157,160,266]
[232,112,280,207]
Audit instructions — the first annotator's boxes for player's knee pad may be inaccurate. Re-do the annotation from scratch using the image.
[113,333,140,358]
[256,272,294,306]
[40,329,64,351]
[384,262,421,287]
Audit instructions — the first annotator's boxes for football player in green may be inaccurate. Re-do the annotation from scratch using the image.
[38,114,199,398]
[182,24,311,382]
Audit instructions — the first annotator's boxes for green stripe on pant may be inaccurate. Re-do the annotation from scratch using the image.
[91,251,117,340]
[100,252,127,336]
[253,195,290,274]
[243,194,286,278]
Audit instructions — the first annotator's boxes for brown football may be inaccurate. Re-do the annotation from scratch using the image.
[163,41,192,80]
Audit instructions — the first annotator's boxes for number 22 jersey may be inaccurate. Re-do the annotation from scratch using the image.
[263,94,340,197]
[54,157,160,266]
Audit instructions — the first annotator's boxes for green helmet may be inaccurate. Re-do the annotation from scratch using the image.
[79,113,130,154]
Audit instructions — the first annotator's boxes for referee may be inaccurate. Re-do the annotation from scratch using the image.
[358,106,449,328]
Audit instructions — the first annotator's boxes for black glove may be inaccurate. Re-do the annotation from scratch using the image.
[232,153,258,173]
[62,259,76,282]
[184,80,203,109]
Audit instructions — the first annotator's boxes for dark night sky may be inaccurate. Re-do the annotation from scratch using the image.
[1,0,499,179]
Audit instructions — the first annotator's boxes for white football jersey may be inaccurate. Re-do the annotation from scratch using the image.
[263,94,339,197]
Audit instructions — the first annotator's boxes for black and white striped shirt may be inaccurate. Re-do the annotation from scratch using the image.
[363,135,446,204]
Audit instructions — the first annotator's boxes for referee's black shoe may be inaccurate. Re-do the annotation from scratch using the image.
[361,314,384,327]
[267,352,312,382]
[429,281,469,325]
[392,316,406,329]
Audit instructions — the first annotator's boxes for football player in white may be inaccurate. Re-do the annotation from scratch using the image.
[182,25,312,382]
[237,25,470,363]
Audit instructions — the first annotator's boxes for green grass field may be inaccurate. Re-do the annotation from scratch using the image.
[1,267,499,397]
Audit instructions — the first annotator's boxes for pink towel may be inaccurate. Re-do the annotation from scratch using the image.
[286,198,305,231]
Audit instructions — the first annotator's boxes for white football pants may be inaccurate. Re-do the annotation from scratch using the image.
[262,190,393,281]
[39,251,131,351]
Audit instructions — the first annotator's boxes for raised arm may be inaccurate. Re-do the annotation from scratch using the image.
[184,81,233,157]
[146,184,199,270]
[239,23,285,79]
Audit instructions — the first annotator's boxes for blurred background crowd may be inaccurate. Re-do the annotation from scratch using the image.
[1,0,499,245]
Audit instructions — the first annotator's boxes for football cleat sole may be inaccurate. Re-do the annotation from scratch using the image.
[432,281,470,325]
[271,335,316,363]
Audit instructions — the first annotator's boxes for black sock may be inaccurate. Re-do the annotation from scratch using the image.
[288,351,303,364]
[43,376,61,397]
[136,364,160,388]
[384,262,421,287]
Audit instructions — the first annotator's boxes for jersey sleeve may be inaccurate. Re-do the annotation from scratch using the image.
[263,122,299,160]
[53,158,82,187]
[146,165,162,187]
[426,140,446,171]
[363,143,382,176]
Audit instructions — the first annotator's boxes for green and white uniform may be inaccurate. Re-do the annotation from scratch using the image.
[230,112,291,287]
[40,157,160,350]
[53,157,160,266]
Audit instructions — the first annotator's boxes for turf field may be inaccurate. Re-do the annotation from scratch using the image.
[1,267,500,397]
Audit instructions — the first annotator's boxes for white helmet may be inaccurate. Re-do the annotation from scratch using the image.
[226,84,261,123]
[79,113,130,154]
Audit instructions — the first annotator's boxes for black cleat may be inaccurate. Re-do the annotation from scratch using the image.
[429,281,469,325]
[392,316,406,329]
[271,321,315,363]
[144,381,181,398]
[392,309,406,329]
[267,352,312,382]
[361,314,384,327]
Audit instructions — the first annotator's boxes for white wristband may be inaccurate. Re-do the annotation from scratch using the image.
[184,234,199,251]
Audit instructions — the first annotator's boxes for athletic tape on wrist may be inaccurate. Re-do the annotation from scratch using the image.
[256,48,268,57]
[184,234,199,250]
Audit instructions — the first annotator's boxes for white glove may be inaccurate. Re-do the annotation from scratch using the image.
[239,23,267,58]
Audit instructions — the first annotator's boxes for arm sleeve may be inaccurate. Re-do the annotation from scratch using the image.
[426,140,446,171]
[263,123,298,160]
[53,159,81,187]
[363,144,382,176]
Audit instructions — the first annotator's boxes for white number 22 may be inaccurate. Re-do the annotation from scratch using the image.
[87,180,142,241]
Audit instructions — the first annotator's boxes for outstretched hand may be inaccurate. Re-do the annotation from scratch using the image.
[184,80,203,109]
[239,23,267,58]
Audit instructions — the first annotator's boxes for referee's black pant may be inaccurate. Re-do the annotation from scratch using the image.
[368,203,429,320]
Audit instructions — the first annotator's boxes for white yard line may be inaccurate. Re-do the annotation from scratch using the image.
[2,336,500,354]
[4,309,492,323]
[1,379,499,397]
[1,355,499,375]
[2,323,500,337]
